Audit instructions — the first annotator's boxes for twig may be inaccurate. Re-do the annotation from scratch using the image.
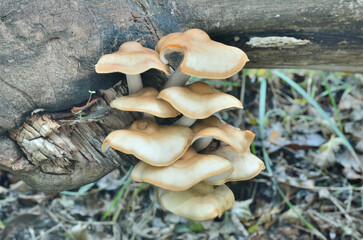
[44,209,73,240]
[35,224,62,240]
[323,207,363,215]
[309,210,361,240]
[346,185,353,213]
[52,212,116,226]
[259,171,363,192]
[71,98,101,115]
[326,191,353,223]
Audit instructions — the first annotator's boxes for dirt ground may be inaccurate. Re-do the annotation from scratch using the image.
[0,69,362,240]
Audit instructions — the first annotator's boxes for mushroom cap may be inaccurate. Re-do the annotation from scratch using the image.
[158,182,235,221]
[131,148,233,191]
[110,87,181,118]
[205,146,265,184]
[158,82,243,119]
[155,29,248,79]
[102,119,193,166]
[95,41,171,75]
[192,116,255,152]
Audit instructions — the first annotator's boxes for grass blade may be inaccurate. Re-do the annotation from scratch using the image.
[102,166,133,220]
[259,77,326,240]
[320,71,343,132]
[271,70,358,162]
[61,182,96,196]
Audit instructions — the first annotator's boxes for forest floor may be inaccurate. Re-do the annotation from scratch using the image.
[0,69,362,240]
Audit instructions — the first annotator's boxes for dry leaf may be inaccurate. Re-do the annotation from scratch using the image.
[231,199,254,221]
[313,136,344,168]
[70,222,91,240]
[339,92,363,121]
[280,207,302,224]
[337,150,363,173]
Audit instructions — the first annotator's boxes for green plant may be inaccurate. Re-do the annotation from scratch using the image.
[259,76,326,240]
[320,71,343,132]
[102,167,133,221]
[271,70,358,162]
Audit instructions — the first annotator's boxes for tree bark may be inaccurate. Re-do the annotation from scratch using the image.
[1,0,362,192]
[179,0,363,72]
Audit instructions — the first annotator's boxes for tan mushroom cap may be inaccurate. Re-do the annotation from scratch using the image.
[156,29,248,79]
[158,182,235,221]
[110,87,181,118]
[102,119,193,166]
[192,116,255,152]
[131,148,233,191]
[205,146,265,184]
[95,41,171,75]
[158,82,243,119]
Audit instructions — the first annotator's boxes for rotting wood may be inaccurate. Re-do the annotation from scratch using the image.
[6,83,138,192]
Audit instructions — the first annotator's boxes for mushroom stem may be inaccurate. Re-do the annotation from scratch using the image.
[204,169,233,185]
[192,136,214,152]
[143,112,155,120]
[126,74,143,94]
[172,116,196,127]
[163,65,190,89]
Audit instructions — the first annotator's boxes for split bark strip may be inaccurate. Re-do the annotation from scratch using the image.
[6,86,138,192]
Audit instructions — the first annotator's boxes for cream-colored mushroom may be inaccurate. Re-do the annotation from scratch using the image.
[96,41,171,94]
[131,148,233,191]
[158,182,235,221]
[102,119,193,166]
[191,115,255,152]
[110,87,180,118]
[205,145,265,184]
[158,82,243,126]
[156,29,249,88]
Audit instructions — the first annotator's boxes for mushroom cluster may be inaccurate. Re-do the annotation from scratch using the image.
[96,29,265,221]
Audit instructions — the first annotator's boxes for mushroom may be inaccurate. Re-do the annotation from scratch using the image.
[155,29,249,88]
[95,41,171,94]
[158,182,235,221]
[102,119,193,166]
[191,115,255,152]
[158,81,243,126]
[110,87,180,119]
[205,145,265,185]
[130,148,233,191]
